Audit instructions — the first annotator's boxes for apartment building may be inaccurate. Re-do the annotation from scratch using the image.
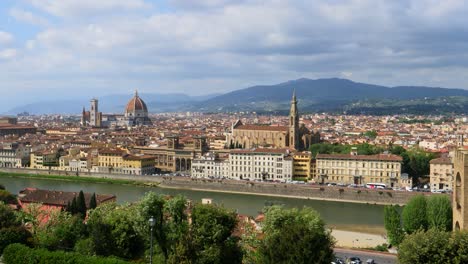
[315,152,403,187]
[229,148,293,181]
[292,152,312,180]
[0,142,30,168]
[191,148,293,181]
[429,157,453,191]
[191,152,229,178]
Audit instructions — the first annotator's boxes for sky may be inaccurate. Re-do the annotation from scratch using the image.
[1,0,468,112]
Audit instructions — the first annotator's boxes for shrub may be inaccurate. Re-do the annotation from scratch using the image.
[3,243,129,264]
[0,227,31,254]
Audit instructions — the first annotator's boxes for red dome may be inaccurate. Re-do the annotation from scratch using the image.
[125,91,148,113]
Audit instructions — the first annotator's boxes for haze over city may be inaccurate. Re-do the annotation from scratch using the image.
[1,0,468,111]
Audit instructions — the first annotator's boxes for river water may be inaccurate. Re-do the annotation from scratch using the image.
[1,176,386,233]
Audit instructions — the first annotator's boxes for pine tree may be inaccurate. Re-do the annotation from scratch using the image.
[89,193,97,209]
[70,197,77,215]
[76,190,87,217]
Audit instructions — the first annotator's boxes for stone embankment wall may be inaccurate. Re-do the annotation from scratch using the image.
[0,168,442,205]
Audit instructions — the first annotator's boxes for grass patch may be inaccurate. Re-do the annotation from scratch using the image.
[363,243,389,252]
[0,171,148,186]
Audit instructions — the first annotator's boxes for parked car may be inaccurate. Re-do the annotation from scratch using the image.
[332,257,345,264]
[347,257,362,264]
[366,259,375,264]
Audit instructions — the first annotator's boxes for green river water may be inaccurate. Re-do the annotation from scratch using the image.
[1,176,386,233]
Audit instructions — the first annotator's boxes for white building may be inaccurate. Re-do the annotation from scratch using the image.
[191,148,293,182]
[0,142,30,168]
[229,148,293,181]
[191,152,229,178]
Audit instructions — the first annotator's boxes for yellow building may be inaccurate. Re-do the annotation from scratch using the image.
[97,149,125,173]
[133,135,207,172]
[315,153,402,186]
[292,152,312,180]
[429,157,453,191]
[30,151,59,170]
[122,155,156,175]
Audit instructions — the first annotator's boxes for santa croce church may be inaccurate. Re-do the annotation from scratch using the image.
[227,91,320,151]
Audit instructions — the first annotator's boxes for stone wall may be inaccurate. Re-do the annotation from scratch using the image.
[0,167,442,205]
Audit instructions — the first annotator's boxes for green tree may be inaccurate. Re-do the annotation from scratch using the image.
[190,203,242,264]
[0,202,19,229]
[0,190,17,204]
[87,202,144,259]
[398,229,451,264]
[76,190,87,217]
[402,195,428,234]
[34,211,86,251]
[427,195,452,231]
[89,193,97,209]
[384,205,404,246]
[0,226,31,254]
[364,130,378,139]
[258,206,334,264]
[138,192,167,260]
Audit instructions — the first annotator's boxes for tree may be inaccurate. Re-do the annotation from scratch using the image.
[0,203,19,229]
[402,195,428,234]
[0,190,17,204]
[384,205,404,246]
[76,190,87,217]
[87,202,144,259]
[258,206,334,264]
[89,193,97,210]
[138,192,167,260]
[0,226,31,254]
[190,203,242,264]
[427,195,452,231]
[398,229,451,264]
[364,130,378,139]
[34,211,86,251]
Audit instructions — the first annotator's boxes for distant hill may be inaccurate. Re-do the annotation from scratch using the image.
[6,78,468,115]
[191,78,468,114]
[6,93,220,115]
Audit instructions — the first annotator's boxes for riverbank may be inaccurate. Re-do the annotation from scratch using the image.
[0,167,428,205]
[0,171,145,186]
[332,229,387,248]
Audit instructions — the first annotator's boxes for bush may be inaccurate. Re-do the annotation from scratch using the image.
[3,243,129,264]
[0,226,31,254]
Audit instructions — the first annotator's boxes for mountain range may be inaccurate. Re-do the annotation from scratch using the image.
[6,78,468,115]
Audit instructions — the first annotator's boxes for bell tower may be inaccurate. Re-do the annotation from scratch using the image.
[289,89,300,150]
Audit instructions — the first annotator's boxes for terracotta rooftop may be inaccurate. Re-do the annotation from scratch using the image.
[235,124,288,132]
[429,157,452,164]
[316,153,403,162]
[19,188,116,207]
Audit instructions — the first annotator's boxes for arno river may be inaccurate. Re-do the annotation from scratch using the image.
[1,176,386,233]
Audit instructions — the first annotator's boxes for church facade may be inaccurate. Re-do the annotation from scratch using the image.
[81,91,152,127]
[227,91,320,151]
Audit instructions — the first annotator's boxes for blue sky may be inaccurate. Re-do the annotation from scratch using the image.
[1,0,468,112]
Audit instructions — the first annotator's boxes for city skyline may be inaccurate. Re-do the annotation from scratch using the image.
[1,0,468,111]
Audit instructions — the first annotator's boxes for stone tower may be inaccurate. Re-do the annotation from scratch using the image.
[90,98,101,127]
[453,143,468,230]
[289,89,300,150]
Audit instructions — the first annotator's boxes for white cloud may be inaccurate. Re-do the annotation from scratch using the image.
[0,31,14,45]
[26,0,150,18]
[0,49,17,59]
[2,0,468,111]
[9,8,49,26]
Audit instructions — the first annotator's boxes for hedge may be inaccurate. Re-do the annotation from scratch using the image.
[2,244,129,264]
